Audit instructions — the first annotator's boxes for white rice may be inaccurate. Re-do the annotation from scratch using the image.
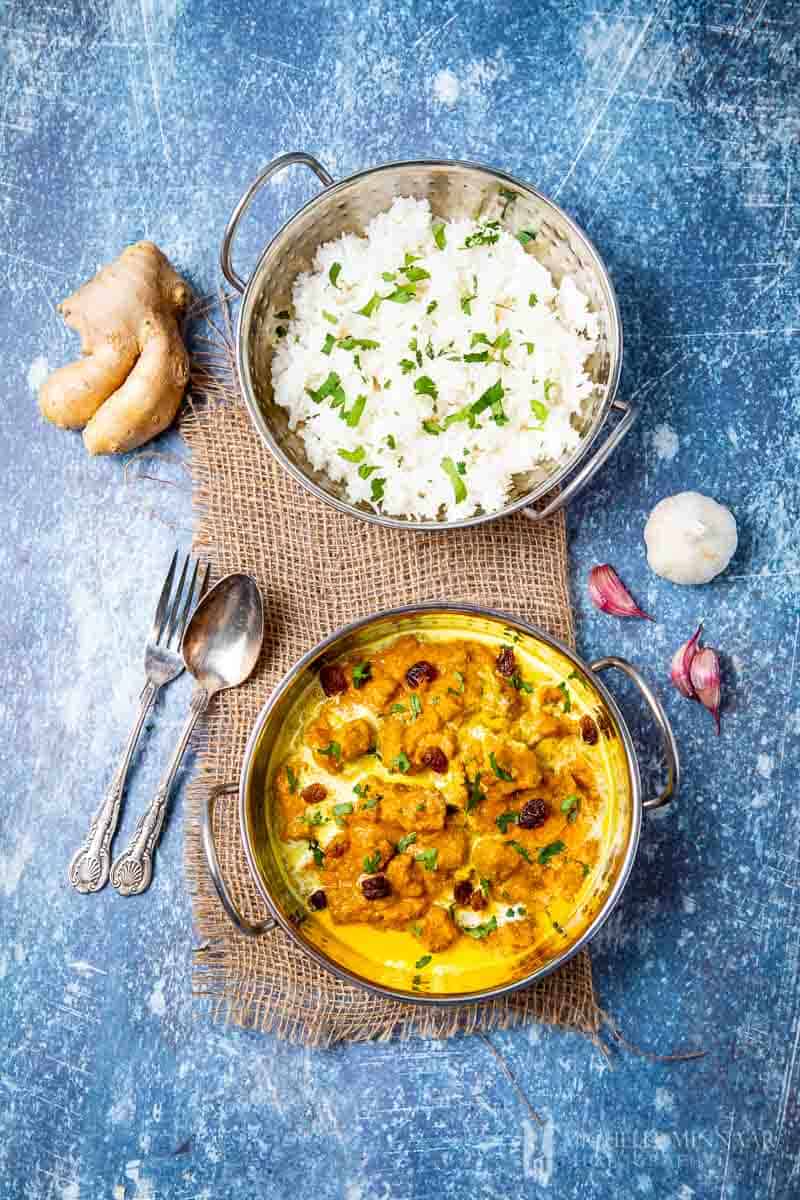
[271,196,600,521]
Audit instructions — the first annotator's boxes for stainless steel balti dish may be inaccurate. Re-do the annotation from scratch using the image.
[201,604,679,1007]
[220,154,635,530]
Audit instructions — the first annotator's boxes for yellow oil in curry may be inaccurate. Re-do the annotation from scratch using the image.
[266,627,631,996]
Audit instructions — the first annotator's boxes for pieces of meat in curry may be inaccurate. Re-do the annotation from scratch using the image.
[274,634,608,958]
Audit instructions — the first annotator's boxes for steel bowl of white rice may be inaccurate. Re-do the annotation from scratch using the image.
[220,154,632,530]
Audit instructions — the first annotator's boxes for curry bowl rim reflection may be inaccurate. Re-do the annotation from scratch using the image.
[235,602,646,1007]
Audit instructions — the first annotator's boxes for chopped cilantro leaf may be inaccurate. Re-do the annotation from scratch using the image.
[397,832,417,853]
[341,393,367,427]
[414,375,438,400]
[322,332,336,355]
[530,398,548,423]
[509,840,533,864]
[489,751,513,781]
[306,371,344,406]
[392,751,411,773]
[538,840,566,865]
[410,693,422,719]
[309,840,325,867]
[442,456,467,503]
[338,445,365,463]
[465,771,486,812]
[352,661,372,689]
[415,848,438,871]
[329,263,342,288]
[333,802,353,818]
[286,764,298,794]
[317,741,341,761]
[415,954,432,969]
[322,310,338,324]
[558,681,571,712]
[432,222,447,250]
[358,292,381,317]
[363,850,381,873]
[461,916,498,939]
[496,810,519,834]
[516,229,537,245]
[370,477,386,504]
[528,292,538,307]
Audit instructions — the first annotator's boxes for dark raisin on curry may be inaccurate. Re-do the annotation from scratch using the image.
[518,797,550,829]
[406,660,438,688]
[308,889,327,911]
[496,646,516,677]
[453,879,473,906]
[421,746,448,773]
[302,783,327,805]
[470,890,488,912]
[320,663,348,696]
[580,715,599,745]
[361,874,391,900]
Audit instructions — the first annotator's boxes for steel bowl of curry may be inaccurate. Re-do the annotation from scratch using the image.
[201,604,679,1005]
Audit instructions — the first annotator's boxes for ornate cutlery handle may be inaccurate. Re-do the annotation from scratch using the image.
[68,681,158,894]
[110,688,209,896]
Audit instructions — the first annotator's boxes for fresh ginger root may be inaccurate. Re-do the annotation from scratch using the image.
[39,241,192,455]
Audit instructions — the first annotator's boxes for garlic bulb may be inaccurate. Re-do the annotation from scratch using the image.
[644,492,737,585]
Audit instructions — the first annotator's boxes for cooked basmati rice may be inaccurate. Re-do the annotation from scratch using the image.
[271,197,600,521]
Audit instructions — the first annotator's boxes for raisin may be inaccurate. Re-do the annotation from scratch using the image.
[308,890,327,911]
[326,834,349,859]
[518,797,550,829]
[320,663,348,696]
[496,646,516,677]
[580,715,599,745]
[421,746,448,773]
[406,660,438,688]
[470,890,488,912]
[302,783,327,805]
[361,874,391,900]
[453,879,473,906]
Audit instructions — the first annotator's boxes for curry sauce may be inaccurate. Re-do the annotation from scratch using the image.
[269,629,630,994]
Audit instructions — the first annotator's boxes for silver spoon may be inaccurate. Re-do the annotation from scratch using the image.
[110,573,264,896]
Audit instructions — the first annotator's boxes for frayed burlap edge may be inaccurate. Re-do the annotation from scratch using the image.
[180,302,602,1047]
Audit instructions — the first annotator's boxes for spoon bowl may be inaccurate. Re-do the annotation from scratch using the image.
[182,573,264,696]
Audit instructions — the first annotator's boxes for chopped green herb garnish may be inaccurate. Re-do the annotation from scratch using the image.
[322,310,338,325]
[426,300,438,315]
[510,672,534,693]
[386,434,397,449]
[463,220,501,248]
[489,751,513,781]
[461,916,498,939]
[523,341,535,354]
[370,477,386,504]
[470,379,507,426]
[357,463,378,479]
[329,263,342,288]
[353,782,369,798]
[399,358,416,374]
[363,850,381,873]
[305,810,327,827]
[352,661,372,689]
[464,350,489,363]
[382,271,397,282]
[410,694,422,719]
[306,371,344,406]
[479,876,490,898]
[530,398,548,423]
[333,802,353,818]
[538,840,566,865]
[338,336,380,351]
[317,741,342,761]
[496,810,519,834]
[558,681,571,712]
[414,375,438,400]
[322,332,336,355]
[516,229,537,245]
[402,265,430,283]
[361,796,379,810]
[397,832,417,853]
[391,703,407,714]
[384,284,416,304]
[528,293,538,307]
[415,954,432,969]
[465,771,486,812]
[422,419,442,435]
[286,764,299,794]
[415,848,438,871]
[358,292,382,317]
[341,393,367,428]
[309,840,325,867]
[562,794,581,824]
[432,222,447,250]
[441,456,467,503]
[338,445,365,463]
[392,751,411,774]
[509,839,533,864]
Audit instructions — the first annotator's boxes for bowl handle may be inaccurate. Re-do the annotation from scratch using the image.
[522,398,637,522]
[201,782,276,936]
[220,151,335,293]
[590,656,680,811]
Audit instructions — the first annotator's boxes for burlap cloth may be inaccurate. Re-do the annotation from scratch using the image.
[181,310,602,1047]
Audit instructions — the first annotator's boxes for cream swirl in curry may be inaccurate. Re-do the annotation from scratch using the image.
[271,630,626,991]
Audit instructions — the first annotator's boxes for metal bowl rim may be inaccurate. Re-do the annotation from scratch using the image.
[236,600,643,1007]
[234,156,624,532]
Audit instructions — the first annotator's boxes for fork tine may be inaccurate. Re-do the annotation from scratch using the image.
[164,553,190,647]
[175,559,200,649]
[151,550,178,643]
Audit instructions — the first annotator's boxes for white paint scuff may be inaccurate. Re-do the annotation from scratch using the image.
[27,354,49,392]
[0,831,35,896]
[148,978,167,1016]
[756,753,774,779]
[432,68,460,106]
[652,422,679,461]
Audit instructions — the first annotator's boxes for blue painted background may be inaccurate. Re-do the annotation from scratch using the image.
[2,1,799,1196]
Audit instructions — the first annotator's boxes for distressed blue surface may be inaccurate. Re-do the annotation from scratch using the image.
[2,1,799,1196]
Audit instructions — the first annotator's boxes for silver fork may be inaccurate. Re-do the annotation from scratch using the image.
[68,552,210,894]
